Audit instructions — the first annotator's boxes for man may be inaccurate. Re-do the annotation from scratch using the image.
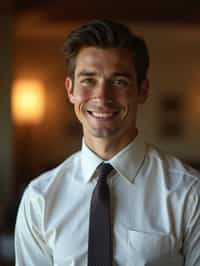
[15,20,200,265]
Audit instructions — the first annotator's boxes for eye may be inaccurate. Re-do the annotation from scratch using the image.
[80,78,96,86]
[112,79,129,88]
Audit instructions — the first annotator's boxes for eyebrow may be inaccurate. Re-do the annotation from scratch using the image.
[112,72,133,79]
[77,71,97,78]
[77,70,134,79]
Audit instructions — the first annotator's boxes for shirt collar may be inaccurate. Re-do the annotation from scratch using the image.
[81,134,146,183]
[81,140,103,183]
[109,135,146,183]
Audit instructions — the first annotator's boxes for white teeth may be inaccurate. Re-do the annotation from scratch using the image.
[91,112,113,118]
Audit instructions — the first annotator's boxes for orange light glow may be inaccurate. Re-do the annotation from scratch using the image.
[12,79,45,125]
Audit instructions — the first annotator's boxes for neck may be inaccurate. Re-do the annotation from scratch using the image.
[84,131,138,160]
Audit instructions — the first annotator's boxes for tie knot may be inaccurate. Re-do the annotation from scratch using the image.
[96,163,113,182]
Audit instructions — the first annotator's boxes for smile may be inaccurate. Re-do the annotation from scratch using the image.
[87,110,119,119]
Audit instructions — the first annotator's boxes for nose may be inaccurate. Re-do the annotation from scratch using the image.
[94,80,112,101]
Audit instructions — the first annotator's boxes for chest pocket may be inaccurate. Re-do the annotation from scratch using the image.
[127,230,183,266]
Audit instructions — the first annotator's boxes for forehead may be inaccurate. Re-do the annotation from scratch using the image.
[74,47,135,75]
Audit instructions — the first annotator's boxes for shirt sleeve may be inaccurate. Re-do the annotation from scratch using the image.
[15,185,53,266]
[183,179,200,266]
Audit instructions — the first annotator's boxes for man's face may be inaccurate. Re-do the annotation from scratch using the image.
[66,47,148,146]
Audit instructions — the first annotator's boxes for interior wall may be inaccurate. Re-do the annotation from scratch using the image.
[0,14,13,199]
[131,23,200,162]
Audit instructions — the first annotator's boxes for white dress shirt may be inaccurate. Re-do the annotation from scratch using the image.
[15,135,200,266]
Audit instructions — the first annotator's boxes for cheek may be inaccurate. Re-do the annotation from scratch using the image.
[114,91,135,105]
[71,87,93,104]
[126,89,141,102]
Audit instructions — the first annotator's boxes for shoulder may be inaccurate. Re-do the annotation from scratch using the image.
[16,151,81,228]
[24,150,81,201]
[145,143,200,189]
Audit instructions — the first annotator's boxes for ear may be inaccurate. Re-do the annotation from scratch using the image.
[65,77,76,104]
[138,79,149,104]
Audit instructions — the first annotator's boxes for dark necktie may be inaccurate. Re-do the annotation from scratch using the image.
[88,163,113,266]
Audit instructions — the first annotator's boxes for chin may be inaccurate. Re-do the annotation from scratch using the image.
[90,128,119,138]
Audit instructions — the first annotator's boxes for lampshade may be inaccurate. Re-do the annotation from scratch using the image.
[12,79,45,125]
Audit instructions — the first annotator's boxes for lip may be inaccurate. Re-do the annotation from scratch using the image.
[87,110,120,121]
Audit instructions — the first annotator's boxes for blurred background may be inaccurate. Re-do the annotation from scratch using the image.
[1,0,200,264]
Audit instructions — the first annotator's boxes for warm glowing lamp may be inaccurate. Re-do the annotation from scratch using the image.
[12,79,45,125]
